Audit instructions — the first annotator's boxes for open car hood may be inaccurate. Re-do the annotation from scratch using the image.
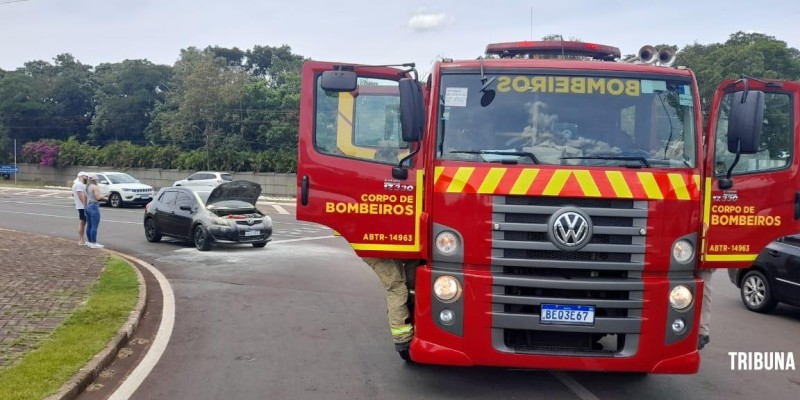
[205,180,262,206]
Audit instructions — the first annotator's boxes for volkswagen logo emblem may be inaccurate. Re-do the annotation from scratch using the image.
[549,209,592,251]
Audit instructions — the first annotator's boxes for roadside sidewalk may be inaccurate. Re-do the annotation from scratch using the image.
[0,230,106,368]
[0,229,148,400]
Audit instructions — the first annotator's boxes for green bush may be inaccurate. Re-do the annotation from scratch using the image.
[19,139,298,173]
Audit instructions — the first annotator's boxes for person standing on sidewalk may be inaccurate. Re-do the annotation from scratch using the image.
[71,172,89,245]
[84,174,107,249]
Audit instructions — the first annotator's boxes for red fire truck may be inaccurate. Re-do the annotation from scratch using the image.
[296,40,800,373]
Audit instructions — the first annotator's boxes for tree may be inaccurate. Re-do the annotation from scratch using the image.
[676,31,800,113]
[0,121,10,162]
[90,59,172,144]
[146,47,254,163]
[0,54,95,144]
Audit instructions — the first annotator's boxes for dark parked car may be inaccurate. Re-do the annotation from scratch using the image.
[143,180,272,251]
[728,235,800,313]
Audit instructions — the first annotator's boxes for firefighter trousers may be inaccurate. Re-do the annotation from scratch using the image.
[698,268,715,336]
[363,258,414,344]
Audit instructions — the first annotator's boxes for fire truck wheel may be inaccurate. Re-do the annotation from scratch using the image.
[740,270,777,313]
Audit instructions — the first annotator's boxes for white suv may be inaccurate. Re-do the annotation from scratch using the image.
[92,172,154,208]
[173,171,234,188]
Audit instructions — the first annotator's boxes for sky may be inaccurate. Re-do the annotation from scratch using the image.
[1,0,799,75]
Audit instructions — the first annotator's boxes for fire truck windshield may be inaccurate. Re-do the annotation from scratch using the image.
[436,73,697,168]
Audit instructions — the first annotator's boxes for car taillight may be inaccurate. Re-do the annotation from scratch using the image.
[145,203,151,212]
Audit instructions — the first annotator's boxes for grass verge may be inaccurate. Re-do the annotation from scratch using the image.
[0,180,49,189]
[0,256,139,400]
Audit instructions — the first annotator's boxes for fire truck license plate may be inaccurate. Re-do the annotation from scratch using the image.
[540,304,595,325]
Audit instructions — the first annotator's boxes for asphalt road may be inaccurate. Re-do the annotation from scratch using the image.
[1,187,799,400]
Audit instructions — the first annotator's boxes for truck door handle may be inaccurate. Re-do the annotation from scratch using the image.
[795,192,800,220]
[301,175,309,206]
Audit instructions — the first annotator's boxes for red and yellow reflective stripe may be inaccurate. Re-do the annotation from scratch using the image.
[433,166,699,200]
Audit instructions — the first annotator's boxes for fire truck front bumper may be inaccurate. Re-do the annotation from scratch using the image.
[408,266,704,374]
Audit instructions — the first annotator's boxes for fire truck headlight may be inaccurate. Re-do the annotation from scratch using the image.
[672,240,694,264]
[433,275,462,302]
[435,231,459,256]
[669,285,693,311]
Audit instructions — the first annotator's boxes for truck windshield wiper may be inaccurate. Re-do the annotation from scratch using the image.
[449,150,539,164]
[560,155,651,168]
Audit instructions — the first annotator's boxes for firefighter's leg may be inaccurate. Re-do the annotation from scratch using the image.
[364,258,413,344]
[697,268,714,349]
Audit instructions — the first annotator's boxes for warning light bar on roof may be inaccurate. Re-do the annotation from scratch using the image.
[485,41,621,61]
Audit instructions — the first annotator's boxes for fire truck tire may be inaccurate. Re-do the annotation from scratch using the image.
[740,270,777,313]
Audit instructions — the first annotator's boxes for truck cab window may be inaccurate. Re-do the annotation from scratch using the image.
[714,92,792,176]
[314,76,407,164]
[437,74,697,168]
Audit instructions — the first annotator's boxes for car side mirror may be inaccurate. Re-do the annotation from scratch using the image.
[99,180,109,185]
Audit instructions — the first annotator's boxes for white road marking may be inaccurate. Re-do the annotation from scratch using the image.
[107,253,175,400]
[550,372,601,400]
[271,235,337,244]
[0,198,149,215]
[0,209,140,224]
[271,204,290,215]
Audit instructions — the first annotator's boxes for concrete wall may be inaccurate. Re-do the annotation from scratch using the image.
[7,163,297,198]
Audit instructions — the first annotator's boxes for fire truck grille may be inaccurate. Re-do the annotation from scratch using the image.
[490,195,645,356]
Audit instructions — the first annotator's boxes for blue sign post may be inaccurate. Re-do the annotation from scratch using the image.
[0,164,17,182]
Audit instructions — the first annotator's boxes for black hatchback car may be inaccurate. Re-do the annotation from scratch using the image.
[728,235,800,313]
[143,181,272,251]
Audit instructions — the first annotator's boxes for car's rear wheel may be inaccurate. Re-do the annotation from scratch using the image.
[741,270,778,313]
[252,242,268,248]
[109,192,123,208]
[193,225,212,251]
[144,218,162,243]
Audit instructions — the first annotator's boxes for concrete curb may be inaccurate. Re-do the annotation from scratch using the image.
[45,252,148,400]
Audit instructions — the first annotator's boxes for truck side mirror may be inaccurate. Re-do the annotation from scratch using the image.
[719,90,765,190]
[727,90,765,154]
[321,70,357,92]
[399,78,424,142]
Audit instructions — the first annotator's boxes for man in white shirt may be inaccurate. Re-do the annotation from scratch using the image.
[72,171,89,245]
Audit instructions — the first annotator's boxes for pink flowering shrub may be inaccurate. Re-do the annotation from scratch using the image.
[21,140,60,167]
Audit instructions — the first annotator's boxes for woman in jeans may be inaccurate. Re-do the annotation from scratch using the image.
[84,174,107,249]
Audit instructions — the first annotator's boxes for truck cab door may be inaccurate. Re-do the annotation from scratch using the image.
[702,80,800,268]
[296,61,424,259]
